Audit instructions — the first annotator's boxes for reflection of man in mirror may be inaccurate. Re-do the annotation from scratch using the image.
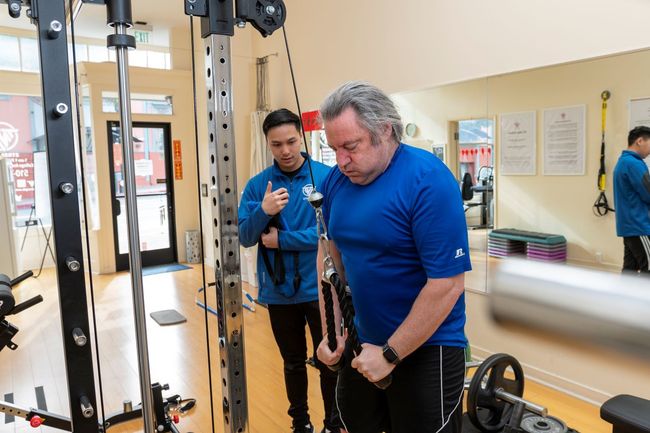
[316,81,471,433]
[613,126,650,275]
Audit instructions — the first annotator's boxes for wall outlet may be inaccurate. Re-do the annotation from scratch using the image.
[595,251,603,264]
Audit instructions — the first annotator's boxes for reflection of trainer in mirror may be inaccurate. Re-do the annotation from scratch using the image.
[613,126,650,275]
[316,82,472,433]
[238,109,340,433]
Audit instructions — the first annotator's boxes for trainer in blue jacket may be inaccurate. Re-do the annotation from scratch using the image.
[238,109,337,433]
[613,125,650,274]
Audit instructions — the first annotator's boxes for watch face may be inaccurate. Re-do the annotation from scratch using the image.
[383,345,399,364]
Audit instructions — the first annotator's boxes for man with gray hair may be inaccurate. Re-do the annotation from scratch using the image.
[315,81,471,433]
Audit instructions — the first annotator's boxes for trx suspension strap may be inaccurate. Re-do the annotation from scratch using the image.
[594,90,615,216]
[281,27,392,389]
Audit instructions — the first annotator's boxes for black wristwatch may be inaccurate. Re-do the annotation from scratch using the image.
[382,343,401,365]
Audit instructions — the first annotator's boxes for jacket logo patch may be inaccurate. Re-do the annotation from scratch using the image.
[302,184,314,199]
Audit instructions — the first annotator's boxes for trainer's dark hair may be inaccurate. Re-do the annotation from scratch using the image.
[262,108,301,137]
[628,126,650,146]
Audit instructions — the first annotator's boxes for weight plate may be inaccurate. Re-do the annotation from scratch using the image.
[466,353,525,432]
[521,413,568,433]
[0,285,15,317]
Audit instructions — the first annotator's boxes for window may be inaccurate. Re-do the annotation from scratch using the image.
[80,86,100,230]
[102,92,173,115]
[0,32,173,71]
[310,130,336,167]
[0,95,47,227]
[147,51,166,69]
[73,43,89,63]
[0,35,21,71]
[88,44,109,63]
[459,119,494,145]
[19,37,39,73]
[129,49,148,68]
[458,118,494,205]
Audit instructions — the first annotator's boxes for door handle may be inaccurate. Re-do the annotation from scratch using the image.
[114,199,121,216]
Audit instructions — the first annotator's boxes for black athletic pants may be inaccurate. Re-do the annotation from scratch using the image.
[623,236,650,274]
[336,344,466,433]
[268,301,340,430]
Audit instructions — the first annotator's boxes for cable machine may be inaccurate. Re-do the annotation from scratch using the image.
[0,0,287,431]
[180,2,286,431]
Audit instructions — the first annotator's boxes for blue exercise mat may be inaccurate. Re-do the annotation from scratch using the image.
[142,263,191,276]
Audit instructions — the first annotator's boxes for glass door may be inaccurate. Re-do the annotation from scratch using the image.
[107,121,176,271]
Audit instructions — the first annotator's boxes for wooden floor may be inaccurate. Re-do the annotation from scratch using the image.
[0,265,610,433]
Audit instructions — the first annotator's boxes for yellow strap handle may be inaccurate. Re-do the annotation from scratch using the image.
[601,90,610,133]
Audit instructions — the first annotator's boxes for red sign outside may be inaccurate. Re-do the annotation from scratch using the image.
[0,96,39,211]
[301,110,323,132]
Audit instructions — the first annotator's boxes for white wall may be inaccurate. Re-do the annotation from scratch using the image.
[254,0,650,110]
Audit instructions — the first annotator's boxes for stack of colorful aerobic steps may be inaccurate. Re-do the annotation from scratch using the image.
[488,228,567,263]
[487,236,526,258]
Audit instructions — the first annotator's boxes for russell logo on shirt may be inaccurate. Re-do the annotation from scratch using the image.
[454,248,466,259]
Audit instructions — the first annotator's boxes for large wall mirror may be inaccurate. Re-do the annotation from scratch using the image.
[390,48,650,403]
[393,78,491,293]
[392,49,650,292]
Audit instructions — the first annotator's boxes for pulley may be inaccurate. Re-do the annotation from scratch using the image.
[238,0,286,36]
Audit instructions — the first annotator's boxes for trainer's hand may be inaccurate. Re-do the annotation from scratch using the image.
[351,343,395,383]
[316,332,346,367]
[261,181,289,216]
[261,226,279,249]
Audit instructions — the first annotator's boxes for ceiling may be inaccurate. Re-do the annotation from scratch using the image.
[0,0,188,46]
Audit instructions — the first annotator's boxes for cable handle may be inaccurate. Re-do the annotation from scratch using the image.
[321,279,343,372]
[10,271,34,288]
[329,273,392,389]
[9,295,44,316]
[321,279,338,352]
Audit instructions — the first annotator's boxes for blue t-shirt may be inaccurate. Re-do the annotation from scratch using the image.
[321,144,471,347]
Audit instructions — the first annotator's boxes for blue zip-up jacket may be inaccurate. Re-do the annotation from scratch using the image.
[238,154,331,304]
[613,150,650,237]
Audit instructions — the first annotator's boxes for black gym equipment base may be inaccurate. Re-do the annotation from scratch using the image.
[461,412,580,433]
[462,413,489,433]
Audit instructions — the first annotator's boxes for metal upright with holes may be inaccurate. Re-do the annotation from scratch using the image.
[1,0,99,431]
[201,2,249,431]
[205,32,249,431]
[185,1,286,432]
